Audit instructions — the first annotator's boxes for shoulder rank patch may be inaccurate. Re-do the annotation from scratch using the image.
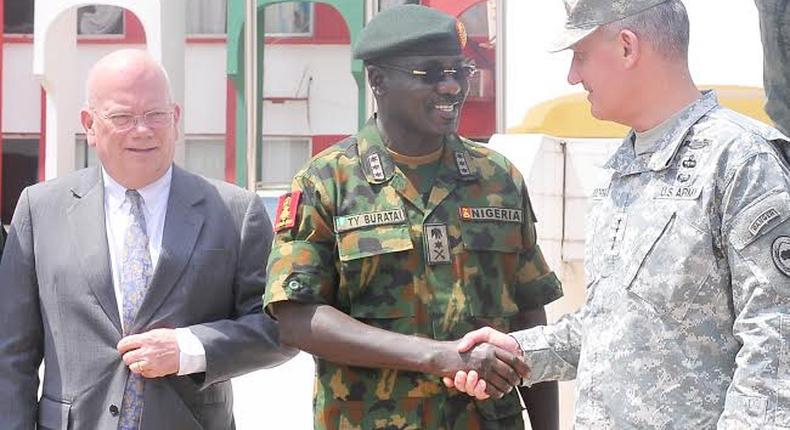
[454,152,472,177]
[274,191,301,232]
[772,236,790,277]
[459,207,523,223]
[334,208,406,233]
[367,153,386,181]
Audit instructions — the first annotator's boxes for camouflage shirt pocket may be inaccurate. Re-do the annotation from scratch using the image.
[336,224,416,321]
[458,222,523,317]
[623,209,715,323]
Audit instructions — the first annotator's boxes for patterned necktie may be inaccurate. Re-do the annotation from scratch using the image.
[118,190,153,430]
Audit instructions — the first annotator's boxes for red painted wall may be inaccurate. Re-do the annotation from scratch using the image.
[312,135,348,156]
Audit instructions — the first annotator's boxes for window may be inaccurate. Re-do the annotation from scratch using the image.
[2,3,125,36]
[187,0,314,37]
[185,137,226,180]
[264,2,313,36]
[261,137,310,188]
[77,5,125,36]
[4,0,34,34]
[187,0,227,35]
[2,136,39,224]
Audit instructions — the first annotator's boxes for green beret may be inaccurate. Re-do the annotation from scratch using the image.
[353,5,466,61]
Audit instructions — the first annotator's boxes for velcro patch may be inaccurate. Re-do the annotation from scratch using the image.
[274,191,301,232]
[459,207,523,223]
[334,208,406,233]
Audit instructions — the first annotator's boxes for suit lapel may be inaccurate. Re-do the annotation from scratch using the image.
[132,166,205,331]
[67,167,122,333]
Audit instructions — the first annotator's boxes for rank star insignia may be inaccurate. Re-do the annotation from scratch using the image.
[454,152,472,177]
[772,236,790,277]
[367,153,386,181]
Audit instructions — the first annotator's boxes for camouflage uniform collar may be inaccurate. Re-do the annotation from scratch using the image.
[356,117,478,184]
[605,90,719,174]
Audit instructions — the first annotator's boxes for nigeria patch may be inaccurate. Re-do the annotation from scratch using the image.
[459,206,523,223]
[334,208,406,233]
[772,236,790,277]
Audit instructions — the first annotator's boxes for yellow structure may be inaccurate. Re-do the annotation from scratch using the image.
[510,85,772,138]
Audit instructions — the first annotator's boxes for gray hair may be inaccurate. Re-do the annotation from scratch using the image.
[604,0,690,60]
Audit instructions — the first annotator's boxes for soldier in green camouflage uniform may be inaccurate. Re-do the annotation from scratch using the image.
[264,4,562,430]
[450,0,790,428]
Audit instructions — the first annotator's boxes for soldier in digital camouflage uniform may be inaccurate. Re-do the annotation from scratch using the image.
[449,0,790,428]
[756,0,790,139]
[263,4,563,430]
[757,0,790,164]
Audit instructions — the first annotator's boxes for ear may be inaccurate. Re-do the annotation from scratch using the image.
[80,109,97,147]
[618,29,641,69]
[172,104,182,138]
[366,65,387,96]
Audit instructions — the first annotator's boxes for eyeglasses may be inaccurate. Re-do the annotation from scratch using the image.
[93,108,175,131]
[375,63,478,85]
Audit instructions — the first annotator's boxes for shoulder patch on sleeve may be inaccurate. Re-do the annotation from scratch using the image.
[729,190,790,251]
[274,191,302,232]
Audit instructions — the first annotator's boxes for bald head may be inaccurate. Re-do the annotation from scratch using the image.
[81,49,180,190]
[86,49,172,108]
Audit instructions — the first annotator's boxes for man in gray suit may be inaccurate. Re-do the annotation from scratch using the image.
[0,49,296,429]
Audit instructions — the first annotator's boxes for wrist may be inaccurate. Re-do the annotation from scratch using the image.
[421,341,453,376]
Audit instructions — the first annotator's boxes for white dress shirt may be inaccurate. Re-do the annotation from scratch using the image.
[102,167,206,375]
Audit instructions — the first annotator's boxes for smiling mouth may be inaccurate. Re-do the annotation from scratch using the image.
[434,102,459,112]
[127,147,157,153]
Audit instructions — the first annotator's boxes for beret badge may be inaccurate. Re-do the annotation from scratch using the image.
[456,20,468,49]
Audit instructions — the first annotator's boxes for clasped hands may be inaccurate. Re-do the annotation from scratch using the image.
[441,327,529,400]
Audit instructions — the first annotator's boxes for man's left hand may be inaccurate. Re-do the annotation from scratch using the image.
[118,328,180,378]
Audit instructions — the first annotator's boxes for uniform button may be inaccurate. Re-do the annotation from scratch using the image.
[109,404,119,416]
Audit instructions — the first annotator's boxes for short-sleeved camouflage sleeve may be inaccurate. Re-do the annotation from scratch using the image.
[718,150,790,427]
[264,171,338,314]
[510,164,563,310]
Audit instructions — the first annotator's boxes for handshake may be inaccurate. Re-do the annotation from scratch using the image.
[438,327,530,400]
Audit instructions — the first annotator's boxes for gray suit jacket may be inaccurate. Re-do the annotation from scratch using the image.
[0,165,296,429]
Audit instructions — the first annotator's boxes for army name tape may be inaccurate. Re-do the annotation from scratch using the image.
[459,206,523,223]
[335,208,407,233]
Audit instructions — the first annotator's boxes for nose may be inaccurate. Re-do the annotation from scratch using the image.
[567,66,581,86]
[436,75,462,96]
[567,59,581,86]
[130,115,154,133]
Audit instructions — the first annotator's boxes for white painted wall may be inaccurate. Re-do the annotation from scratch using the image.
[262,44,358,136]
[2,44,41,133]
[504,0,764,128]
